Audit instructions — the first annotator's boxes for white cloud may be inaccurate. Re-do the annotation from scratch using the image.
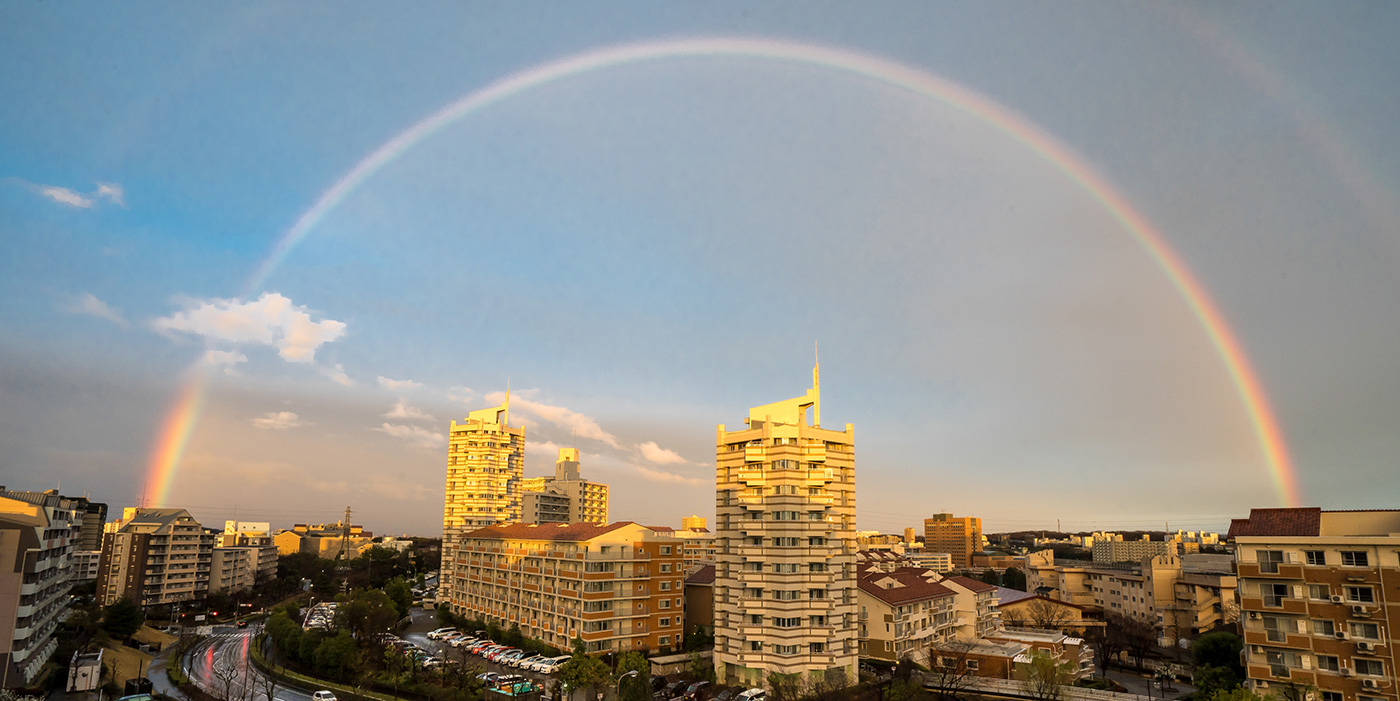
[377,376,422,390]
[152,292,346,363]
[384,398,435,422]
[484,390,620,448]
[637,441,689,465]
[634,463,708,485]
[447,386,475,404]
[65,293,126,326]
[203,349,248,373]
[39,185,94,208]
[376,422,445,449]
[95,182,126,206]
[325,364,353,386]
[253,411,301,430]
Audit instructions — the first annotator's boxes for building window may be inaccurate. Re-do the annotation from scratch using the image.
[1356,659,1385,676]
[1257,550,1284,573]
[748,614,763,625]
[675,597,682,607]
[749,641,762,652]
[659,635,670,646]
[1311,619,1335,636]
[774,617,800,628]
[661,546,671,555]
[1262,583,1288,607]
[773,563,798,573]
[1303,550,1326,566]
[1340,551,1369,567]
[773,644,798,655]
[1262,617,1287,643]
[1316,655,1340,672]
[810,642,825,653]
[660,618,670,627]
[660,600,670,609]
[1349,622,1380,639]
[774,590,799,601]
[1346,586,1375,603]
[809,536,826,546]
[1307,584,1330,600]
[810,562,827,572]
[774,537,799,547]
[660,564,671,573]
[660,582,670,591]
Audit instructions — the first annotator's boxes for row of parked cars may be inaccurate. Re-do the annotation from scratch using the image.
[653,678,766,701]
[427,628,572,673]
[381,633,449,669]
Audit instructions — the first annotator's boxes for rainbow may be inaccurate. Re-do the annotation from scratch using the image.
[144,361,212,507]
[144,36,1301,508]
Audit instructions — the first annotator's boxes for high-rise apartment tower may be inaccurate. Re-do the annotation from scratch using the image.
[440,396,525,616]
[520,448,609,525]
[924,513,982,570]
[713,364,858,687]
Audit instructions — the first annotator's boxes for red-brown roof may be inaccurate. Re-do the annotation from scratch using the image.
[464,521,636,541]
[859,567,955,606]
[1227,508,1322,538]
[646,525,676,533]
[943,575,997,593]
[686,564,715,585]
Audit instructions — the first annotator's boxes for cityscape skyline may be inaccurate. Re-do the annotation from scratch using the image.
[3,4,1399,537]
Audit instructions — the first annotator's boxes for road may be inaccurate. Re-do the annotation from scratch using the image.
[184,626,314,701]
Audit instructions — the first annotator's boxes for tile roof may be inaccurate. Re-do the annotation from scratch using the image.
[944,575,998,593]
[686,564,715,585]
[464,521,636,542]
[859,567,955,606]
[1226,508,1322,538]
[995,587,1037,606]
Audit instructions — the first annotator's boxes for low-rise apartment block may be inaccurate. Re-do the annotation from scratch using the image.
[1230,507,1399,701]
[932,629,1093,682]
[274,521,373,559]
[98,508,213,607]
[448,521,686,654]
[857,567,957,661]
[0,489,77,688]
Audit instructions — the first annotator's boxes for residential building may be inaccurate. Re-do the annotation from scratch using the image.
[941,576,1001,638]
[1230,507,1400,700]
[1092,539,1171,564]
[0,489,77,688]
[907,551,954,574]
[682,516,708,531]
[924,514,982,570]
[97,508,214,607]
[71,499,108,552]
[447,521,686,654]
[857,567,957,661]
[71,551,102,582]
[520,448,609,526]
[857,549,913,572]
[713,365,859,688]
[274,521,373,559]
[442,398,526,615]
[219,521,277,583]
[210,546,260,595]
[998,593,1093,634]
[685,564,716,635]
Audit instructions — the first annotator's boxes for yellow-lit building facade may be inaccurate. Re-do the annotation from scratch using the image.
[442,398,526,616]
[923,513,982,570]
[450,522,686,654]
[520,448,609,526]
[713,365,859,688]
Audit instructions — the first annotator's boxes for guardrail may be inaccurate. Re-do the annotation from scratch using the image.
[921,676,1150,701]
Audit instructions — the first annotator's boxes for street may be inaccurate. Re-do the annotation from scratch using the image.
[183,626,313,701]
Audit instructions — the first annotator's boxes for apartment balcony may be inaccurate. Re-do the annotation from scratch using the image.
[1236,562,1304,580]
[1241,597,1309,616]
[1243,630,1312,651]
[744,447,766,462]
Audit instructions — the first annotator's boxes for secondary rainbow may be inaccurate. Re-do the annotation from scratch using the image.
[147,36,1302,508]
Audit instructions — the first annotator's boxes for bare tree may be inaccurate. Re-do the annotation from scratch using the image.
[1016,651,1073,701]
[257,663,279,701]
[1005,599,1076,633]
[1081,621,1120,679]
[1118,613,1157,670]
[922,636,984,700]
[212,655,241,701]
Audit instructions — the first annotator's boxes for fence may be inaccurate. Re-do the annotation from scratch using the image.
[923,676,1150,701]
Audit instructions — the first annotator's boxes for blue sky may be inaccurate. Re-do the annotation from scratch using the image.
[3,2,1398,537]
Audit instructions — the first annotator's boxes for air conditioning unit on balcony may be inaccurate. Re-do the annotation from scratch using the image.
[1249,611,1260,619]
[1251,645,1265,654]
[1351,605,1371,617]
[1335,631,1350,640]
[1339,668,1354,677]
[1357,641,1375,653]
[1362,680,1380,690]
[1330,595,1345,603]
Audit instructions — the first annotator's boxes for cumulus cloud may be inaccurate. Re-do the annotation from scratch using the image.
[484,390,620,448]
[325,364,353,386]
[384,399,435,422]
[28,181,126,209]
[65,293,126,326]
[637,441,689,465]
[447,386,475,404]
[152,292,346,363]
[634,463,708,485]
[376,422,445,449]
[253,411,302,430]
[378,376,422,390]
[203,349,248,373]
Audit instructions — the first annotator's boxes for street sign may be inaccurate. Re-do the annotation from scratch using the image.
[194,614,206,621]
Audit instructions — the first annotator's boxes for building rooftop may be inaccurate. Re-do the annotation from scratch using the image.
[859,567,955,606]
[943,575,997,593]
[994,587,1036,606]
[686,564,715,585]
[464,521,635,542]
[1227,508,1322,538]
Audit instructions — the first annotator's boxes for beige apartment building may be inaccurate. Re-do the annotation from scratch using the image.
[857,568,957,661]
[1230,507,1399,701]
[0,489,77,688]
[713,366,859,688]
[448,521,686,654]
[97,508,214,607]
[520,448,609,526]
[442,398,526,614]
[924,513,982,570]
[274,521,373,559]
[683,516,708,531]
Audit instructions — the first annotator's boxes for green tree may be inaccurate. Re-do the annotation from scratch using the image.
[384,577,413,618]
[689,652,716,683]
[504,623,525,648]
[1002,567,1027,591]
[559,654,610,701]
[1016,651,1073,701]
[315,631,358,681]
[616,652,652,701]
[339,588,399,642]
[1193,665,1243,699]
[101,597,144,639]
[767,673,802,701]
[1192,632,1244,676]
[977,569,1001,586]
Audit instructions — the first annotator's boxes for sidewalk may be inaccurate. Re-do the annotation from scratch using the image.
[147,640,190,701]
[1103,668,1195,700]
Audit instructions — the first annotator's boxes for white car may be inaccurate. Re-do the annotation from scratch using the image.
[736,690,766,701]
[427,627,457,640]
[312,692,337,701]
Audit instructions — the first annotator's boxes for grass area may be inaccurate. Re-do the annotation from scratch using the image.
[249,635,405,701]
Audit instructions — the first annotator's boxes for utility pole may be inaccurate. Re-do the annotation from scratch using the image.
[339,506,353,572]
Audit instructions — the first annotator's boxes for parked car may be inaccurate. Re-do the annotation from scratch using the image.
[650,676,667,692]
[427,627,457,640]
[477,672,499,684]
[736,689,766,701]
[451,636,480,648]
[538,657,570,674]
[713,689,739,701]
[681,681,712,701]
[660,680,689,699]
[312,692,337,701]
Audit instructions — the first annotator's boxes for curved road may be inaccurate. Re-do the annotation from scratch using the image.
[184,626,313,701]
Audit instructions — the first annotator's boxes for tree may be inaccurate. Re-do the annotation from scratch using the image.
[558,654,610,701]
[1081,620,1122,678]
[1118,613,1158,669]
[688,652,716,684]
[1005,599,1076,632]
[339,588,398,642]
[976,569,1000,586]
[923,636,983,700]
[1016,651,1073,701]
[384,577,413,618]
[101,597,145,639]
[314,631,358,681]
[1192,632,1244,675]
[1192,665,1242,699]
[1002,567,1027,591]
[767,672,802,701]
[616,652,652,701]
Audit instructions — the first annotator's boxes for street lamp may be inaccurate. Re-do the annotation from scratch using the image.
[616,670,640,701]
